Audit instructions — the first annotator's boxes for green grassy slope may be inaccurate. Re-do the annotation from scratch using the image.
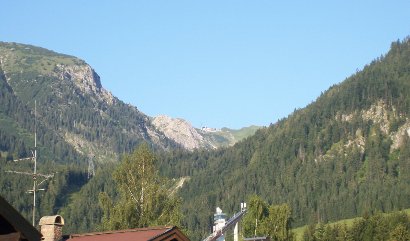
[293,208,410,241]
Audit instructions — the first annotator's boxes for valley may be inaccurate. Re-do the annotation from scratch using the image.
[1,37,410,240]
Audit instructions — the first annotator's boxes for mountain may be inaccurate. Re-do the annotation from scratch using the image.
[157,38,410,239]
[0,41,257,161]
[152,115,260,150]
[0,42,183,227]
[2,37,410,240]
[0,42,177,164]
[0,41,260,234]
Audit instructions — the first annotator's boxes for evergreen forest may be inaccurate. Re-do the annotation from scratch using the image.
[1,37,410,241]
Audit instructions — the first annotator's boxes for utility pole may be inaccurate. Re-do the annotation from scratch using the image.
[5,100,54,226]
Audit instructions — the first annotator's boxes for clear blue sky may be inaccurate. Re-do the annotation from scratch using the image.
[1,1,409,129]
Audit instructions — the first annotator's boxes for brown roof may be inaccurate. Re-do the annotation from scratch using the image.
[66,226,190,241]
[0,195,42,241]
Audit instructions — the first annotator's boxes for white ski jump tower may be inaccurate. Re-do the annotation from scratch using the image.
[213,207,227,241]
[203,203,247,241]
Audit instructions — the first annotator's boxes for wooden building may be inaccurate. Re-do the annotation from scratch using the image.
[0,195,42,241]
[64,226,190,241]
[0,195,190,241]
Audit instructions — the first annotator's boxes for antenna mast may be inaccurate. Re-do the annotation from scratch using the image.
[5,100,54,226]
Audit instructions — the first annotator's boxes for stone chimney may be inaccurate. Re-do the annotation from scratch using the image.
[39,215,65,241]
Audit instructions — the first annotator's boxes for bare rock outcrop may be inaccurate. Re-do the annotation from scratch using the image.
[152,115,206,150]
[53,63,114,105]
[391,119,410,150]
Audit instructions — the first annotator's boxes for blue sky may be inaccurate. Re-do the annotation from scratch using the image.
[1,1,409,129]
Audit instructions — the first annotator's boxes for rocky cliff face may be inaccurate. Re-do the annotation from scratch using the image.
[338,100,410,152]
[53,63,114,105]
[152,115,261,150]
[152,115,208,150]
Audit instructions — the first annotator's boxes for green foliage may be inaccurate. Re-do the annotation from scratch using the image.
[60,162,117,233]
[0,41,176,165]
[261,204,293,240]
[389,224,410,241]
[156,37,410,238]
[3,36,410,241]
[98,144,183,230]
[0,157,88,229]
[197,125,261,149]
[0,41,177,232]
[301,211,410,241]
[222,125,262,142]
[242,195,269,236]
[242,195,293,240]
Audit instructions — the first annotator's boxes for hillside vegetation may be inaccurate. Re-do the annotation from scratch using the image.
[0,42,176,164]
[0,41,260,234]
[156,38,410,239]
[0,42,177,228]
[295,209,410,241]
[1,37,410,241]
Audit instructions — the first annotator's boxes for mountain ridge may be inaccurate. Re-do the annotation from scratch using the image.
[2,38,410,240]
[152,115,261,150]
[0,42,261,231]
[0,41,258,158]
[156,37,410,239]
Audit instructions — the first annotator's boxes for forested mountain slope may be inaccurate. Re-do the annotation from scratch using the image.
[0,42,176,164]
[158,38,410,239]
[0,42,177,227]
[0,41,259,234]
[2,37,410,240]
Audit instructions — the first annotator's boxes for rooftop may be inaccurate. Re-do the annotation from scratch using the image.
[65,226,189,241]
